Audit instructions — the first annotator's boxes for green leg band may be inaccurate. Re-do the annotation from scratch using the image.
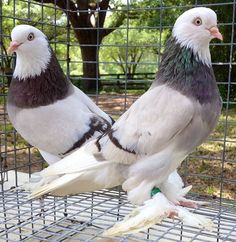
[151,186,161,198]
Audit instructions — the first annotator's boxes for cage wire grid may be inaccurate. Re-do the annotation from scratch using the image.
[0,0,236,241]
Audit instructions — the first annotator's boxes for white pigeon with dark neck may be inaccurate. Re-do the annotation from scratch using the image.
[7,25,114,165]
[30,7,222,235]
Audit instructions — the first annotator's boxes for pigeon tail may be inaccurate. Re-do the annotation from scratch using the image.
[29,145,122,199]
[20,173,59,193]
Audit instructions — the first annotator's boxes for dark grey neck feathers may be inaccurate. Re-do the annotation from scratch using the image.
[8,50,70,108]
[154,37,220,104]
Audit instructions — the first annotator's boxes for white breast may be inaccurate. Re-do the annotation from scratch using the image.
[7,93,95,156]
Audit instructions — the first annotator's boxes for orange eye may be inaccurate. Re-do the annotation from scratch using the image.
[27,33,35,41]
[193,17,202,26]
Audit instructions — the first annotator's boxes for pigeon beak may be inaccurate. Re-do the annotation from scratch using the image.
[209,26,223,41]
[7,41,22,54]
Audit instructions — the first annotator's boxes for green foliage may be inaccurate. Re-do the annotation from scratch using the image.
[210,4,236,102]
[100,27,160,75]
[1,0,81,74]
[128,1,235,101]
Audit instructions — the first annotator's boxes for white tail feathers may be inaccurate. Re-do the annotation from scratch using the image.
[40,146,106,177]
[30,146,123,199]
[29,173,82,199]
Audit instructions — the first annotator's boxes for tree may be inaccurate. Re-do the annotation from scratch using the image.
[32,0,127,92]
[100,28,160,78]
[1,0,14,86]
[121,0,236,101]
[0,41,13,86]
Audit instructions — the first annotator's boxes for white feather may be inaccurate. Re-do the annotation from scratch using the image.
[29,144,123,198]
[176,206,214,231]
[39,150,61,164]
[172,7,218,66]
[160,170,191,204]
[40,145,106,176]
[103,193,175,236]
[103,192,214,237]
[107,85,194,159]
[160,171,210,207]
[11,25,51,79]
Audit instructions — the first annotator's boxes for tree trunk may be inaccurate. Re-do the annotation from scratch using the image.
[33,0,124,92]
[80,45,101,92]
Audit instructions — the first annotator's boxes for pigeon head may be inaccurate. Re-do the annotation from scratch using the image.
[172,7,223,66]
[8,25,51,80]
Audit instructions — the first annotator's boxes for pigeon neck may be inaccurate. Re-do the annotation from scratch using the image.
[172,30,211,67]
[154,37,219,104]
[8,52,70,108]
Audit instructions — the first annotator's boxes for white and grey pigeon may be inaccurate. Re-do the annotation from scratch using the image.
[7,25,114,166]
[6,25,187,197]
[29,7,222,235]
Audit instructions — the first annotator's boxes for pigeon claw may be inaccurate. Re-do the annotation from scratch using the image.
[178,200,198,209]
[168,210,178,219]
[178,199,210,208]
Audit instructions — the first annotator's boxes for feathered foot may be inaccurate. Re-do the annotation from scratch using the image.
[103,193,175,237]
[160,172,210,209]
[103,193,214,237]
[161,182,209,209]
[176,206,214,231]
[173,184,210,208]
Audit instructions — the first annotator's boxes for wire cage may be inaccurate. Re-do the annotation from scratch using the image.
[0,0,236,241]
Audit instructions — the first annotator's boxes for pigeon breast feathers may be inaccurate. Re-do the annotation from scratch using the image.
[101,84,195,163]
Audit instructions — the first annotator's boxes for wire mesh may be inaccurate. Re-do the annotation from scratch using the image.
[0,0,236,241]
[1,189,236,242]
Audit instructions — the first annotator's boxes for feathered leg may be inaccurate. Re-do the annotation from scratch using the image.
[103,192,214,237]
[160,171,209,208]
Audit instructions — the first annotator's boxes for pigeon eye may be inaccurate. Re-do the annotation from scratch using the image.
[193,17,202,26]
[27,33,35,41]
